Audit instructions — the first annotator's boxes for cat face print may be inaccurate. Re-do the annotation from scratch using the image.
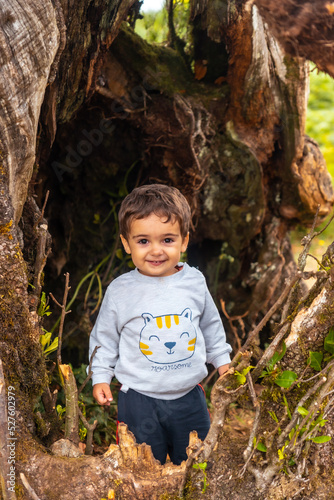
[139,308,197,364]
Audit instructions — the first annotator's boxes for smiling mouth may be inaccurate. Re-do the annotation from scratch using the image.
[167,350,175,355]
[148,260,166,265]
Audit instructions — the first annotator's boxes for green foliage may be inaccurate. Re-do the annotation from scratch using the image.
[72,364,118,446]
[135,9,168,43]
[40,329,58,357]
[297,406,309,417]
[261,342,286,377]
[274,371,298,388]
[135,1,191,48]
[234,366,253,385]
[306,65,334,182]
[310,435,331,444]
[303,326,334,373]
[38,291,52,317]
[324,326,334,355]
[192,461,208,493]
[307,351,323,371]
[282,394,292,419]
[254,438,267,453]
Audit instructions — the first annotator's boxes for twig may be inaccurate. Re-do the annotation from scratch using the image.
[306,253,329,272]
[78,407,98,455]
[251,322,290,381]
[313,210,334,238]
[281,207,326,321]
[19,473,41,500]
[220,299,248,352]
[78,345,100,394]
[32,191,51,302]
[35,190,50,229]
[280,365,334,450]
[50,272,71,367]
[298,205,321,272]
[239,372,262,477]
[299,359,334,384]
[278,375,327,446]
[324,395,334,418]
[242,274,298,353]
[59,364,79,444]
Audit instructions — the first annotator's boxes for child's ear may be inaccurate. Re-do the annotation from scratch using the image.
[181,232,189,253]
[120,234,131,254]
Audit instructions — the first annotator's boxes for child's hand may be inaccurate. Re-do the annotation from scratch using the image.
[218,364,230,376]
[93,383,113,406]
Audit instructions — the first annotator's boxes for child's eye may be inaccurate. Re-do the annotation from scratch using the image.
[138,239,148,245]
[164,238,174,243]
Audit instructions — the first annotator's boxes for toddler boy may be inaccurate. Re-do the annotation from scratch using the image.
[89,184,232,465]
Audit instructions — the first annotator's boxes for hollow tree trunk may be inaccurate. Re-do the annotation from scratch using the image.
[1,0,334,499]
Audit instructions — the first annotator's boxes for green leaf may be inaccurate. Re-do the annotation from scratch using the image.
[192,461,207,471]
[283,394,292,420]
[297,406,309,417]
[308,351,323,371]
[40,331,51,348]
[93,213,100,224]
[268,410,279,423]
[267,342,287,372]
[56,404,65,416]
[44,337,58,356]
[235,366,254,385]
[310,435,332,444]
[324,327,334,354]
[256,442,267,452]
[234,370,246,385]
[274,371,298,388]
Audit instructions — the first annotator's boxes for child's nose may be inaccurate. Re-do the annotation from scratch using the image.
[151,243,163,254]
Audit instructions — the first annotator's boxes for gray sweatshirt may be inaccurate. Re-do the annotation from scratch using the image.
[89,263,232,400]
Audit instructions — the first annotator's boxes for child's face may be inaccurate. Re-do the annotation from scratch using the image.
[120,213,189,277]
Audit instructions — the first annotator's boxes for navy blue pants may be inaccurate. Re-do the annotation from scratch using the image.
[117,385,210,465]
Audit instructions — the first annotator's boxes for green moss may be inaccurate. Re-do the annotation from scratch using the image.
[112,23,191,96]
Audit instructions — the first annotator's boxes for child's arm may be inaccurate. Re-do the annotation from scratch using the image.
[200,283,232,369]
[93,383,113,406]
[89,286,120,391]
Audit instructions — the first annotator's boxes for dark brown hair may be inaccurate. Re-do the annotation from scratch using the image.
[119,184,191,239]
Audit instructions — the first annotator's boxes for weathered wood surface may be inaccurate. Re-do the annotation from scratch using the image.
[0,0,59,224]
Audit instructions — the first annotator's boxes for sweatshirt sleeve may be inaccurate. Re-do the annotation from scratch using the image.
[88,287,120,386]
[200,281,232,368]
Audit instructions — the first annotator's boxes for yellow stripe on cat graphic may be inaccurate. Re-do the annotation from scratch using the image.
[188,337,196,351]
[156,315,181,329]
[140,342,153,355]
